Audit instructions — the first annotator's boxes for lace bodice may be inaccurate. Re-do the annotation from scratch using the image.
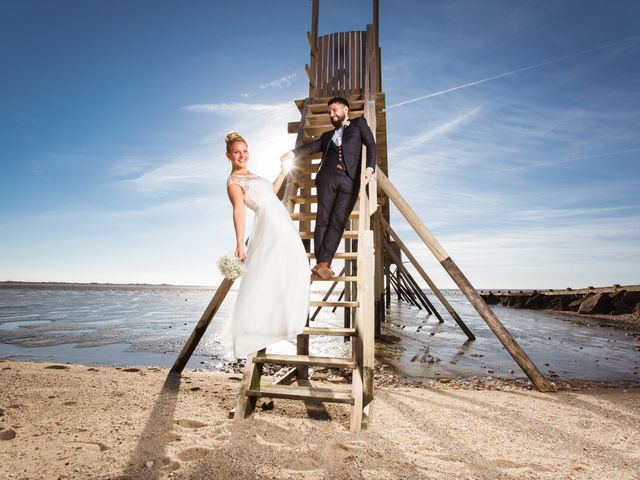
[227,172,279,213]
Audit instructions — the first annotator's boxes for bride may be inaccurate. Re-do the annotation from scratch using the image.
[223,132,310,358]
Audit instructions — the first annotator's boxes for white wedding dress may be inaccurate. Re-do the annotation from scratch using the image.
[224,172,310,358]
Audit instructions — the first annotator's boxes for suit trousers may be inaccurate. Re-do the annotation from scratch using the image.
[314,165,359,265]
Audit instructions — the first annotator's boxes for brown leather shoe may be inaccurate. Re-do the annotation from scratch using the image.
[310,264,321,278]
[316,264,334,280]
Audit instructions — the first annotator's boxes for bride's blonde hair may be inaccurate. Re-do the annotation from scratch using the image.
[224,131,247,152]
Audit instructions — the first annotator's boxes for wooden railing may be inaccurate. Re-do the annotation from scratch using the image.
[352,23,380,409]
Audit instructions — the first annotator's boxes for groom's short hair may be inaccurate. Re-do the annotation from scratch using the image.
[328,96,349,109]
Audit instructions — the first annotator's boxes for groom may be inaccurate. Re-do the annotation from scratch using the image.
[283,96,376,280]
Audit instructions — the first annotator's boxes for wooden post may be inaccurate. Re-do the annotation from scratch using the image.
[385,266,391,308]
[171,278,234,374]
[310,0,319,97]
[387,266,413,304]
[373,211,385,337]
[376,171,554,393]
[396,267,421,309]
[380,216,475,340]
[234,350,265,421]
[355,231,375,406]
[384,240,440,316]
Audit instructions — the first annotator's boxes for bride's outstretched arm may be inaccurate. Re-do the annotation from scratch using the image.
[272,161,288,193]
[227,184,246,261]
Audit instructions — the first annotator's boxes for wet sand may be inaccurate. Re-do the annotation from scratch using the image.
[1,360,639,479]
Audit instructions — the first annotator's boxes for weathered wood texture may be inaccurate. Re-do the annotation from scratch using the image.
[313,30,365,97]
[171,278,234,374]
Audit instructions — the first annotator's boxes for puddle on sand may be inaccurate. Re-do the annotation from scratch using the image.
[376,293,640,383]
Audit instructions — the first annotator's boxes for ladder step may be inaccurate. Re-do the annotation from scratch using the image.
[306,100,365,114]
[288,121,301,134]
[246,384,354,404]
[312,276,357,282]
[297,165,319,175]
[293,212,358,221]
[253,353,355,369]
[303,327,356,336]
[299,230,358,239]
[295,179,316,188]
[290,195,317,204]
[306,111,364,126]
[295,96,363,113]
[310,300,359,308]
[307,252,357,259]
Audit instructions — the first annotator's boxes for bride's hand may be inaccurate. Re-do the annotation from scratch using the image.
[235,245,246,262]
[280,151,294,172]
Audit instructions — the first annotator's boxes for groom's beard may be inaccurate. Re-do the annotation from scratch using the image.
[331,114,346,128]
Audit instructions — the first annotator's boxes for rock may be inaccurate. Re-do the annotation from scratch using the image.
[608,291,633,314]
[483,293,499,305]
[622,290,640,306]
[507,296,527,309]
[578,293,612,315]
[524,293,550,310]
[633,304,640,319]
[567,295,590,312]
[260,400,274,411]
[0,428,17,440]
[550,294,579,311]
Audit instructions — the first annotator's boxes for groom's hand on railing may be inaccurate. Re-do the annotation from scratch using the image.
[364,167,374,185]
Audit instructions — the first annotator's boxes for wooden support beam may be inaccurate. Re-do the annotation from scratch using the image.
[233,349,264,421]
[307,31,318,56]
[380,216,474,340]
[357,231,375,406]
[386,266,414,305]
[396,266,421,309]
[171,278,233,374]
[373,211,385,337]
[305,64,315,89]
[310,0,319,42]
[384,240,436,315]
[376,171,554,393]
[383,238,436,316]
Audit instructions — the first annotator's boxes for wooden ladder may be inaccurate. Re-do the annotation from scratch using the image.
[233,94,376,432]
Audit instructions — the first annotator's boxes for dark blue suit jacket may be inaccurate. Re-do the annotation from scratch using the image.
[292,116,376,180]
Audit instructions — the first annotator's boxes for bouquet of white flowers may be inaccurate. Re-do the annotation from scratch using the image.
[217,251,246,280]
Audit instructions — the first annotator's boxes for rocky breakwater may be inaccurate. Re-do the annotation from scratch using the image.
[480,285,640,323]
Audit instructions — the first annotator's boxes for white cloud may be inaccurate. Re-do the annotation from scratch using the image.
[182,101,290,114]
[113,155,219,194]
[259,72,297,89]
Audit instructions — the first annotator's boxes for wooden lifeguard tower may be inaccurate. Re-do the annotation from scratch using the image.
[172,0,554,432]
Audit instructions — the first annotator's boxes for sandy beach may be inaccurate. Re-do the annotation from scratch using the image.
[1,360,639,479]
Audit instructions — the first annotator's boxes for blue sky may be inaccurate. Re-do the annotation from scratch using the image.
[1,0,639,289]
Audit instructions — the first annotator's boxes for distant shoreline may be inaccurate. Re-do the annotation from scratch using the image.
[0,281,213,291]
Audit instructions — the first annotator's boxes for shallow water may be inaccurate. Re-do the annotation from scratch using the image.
[1,286,639,383]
